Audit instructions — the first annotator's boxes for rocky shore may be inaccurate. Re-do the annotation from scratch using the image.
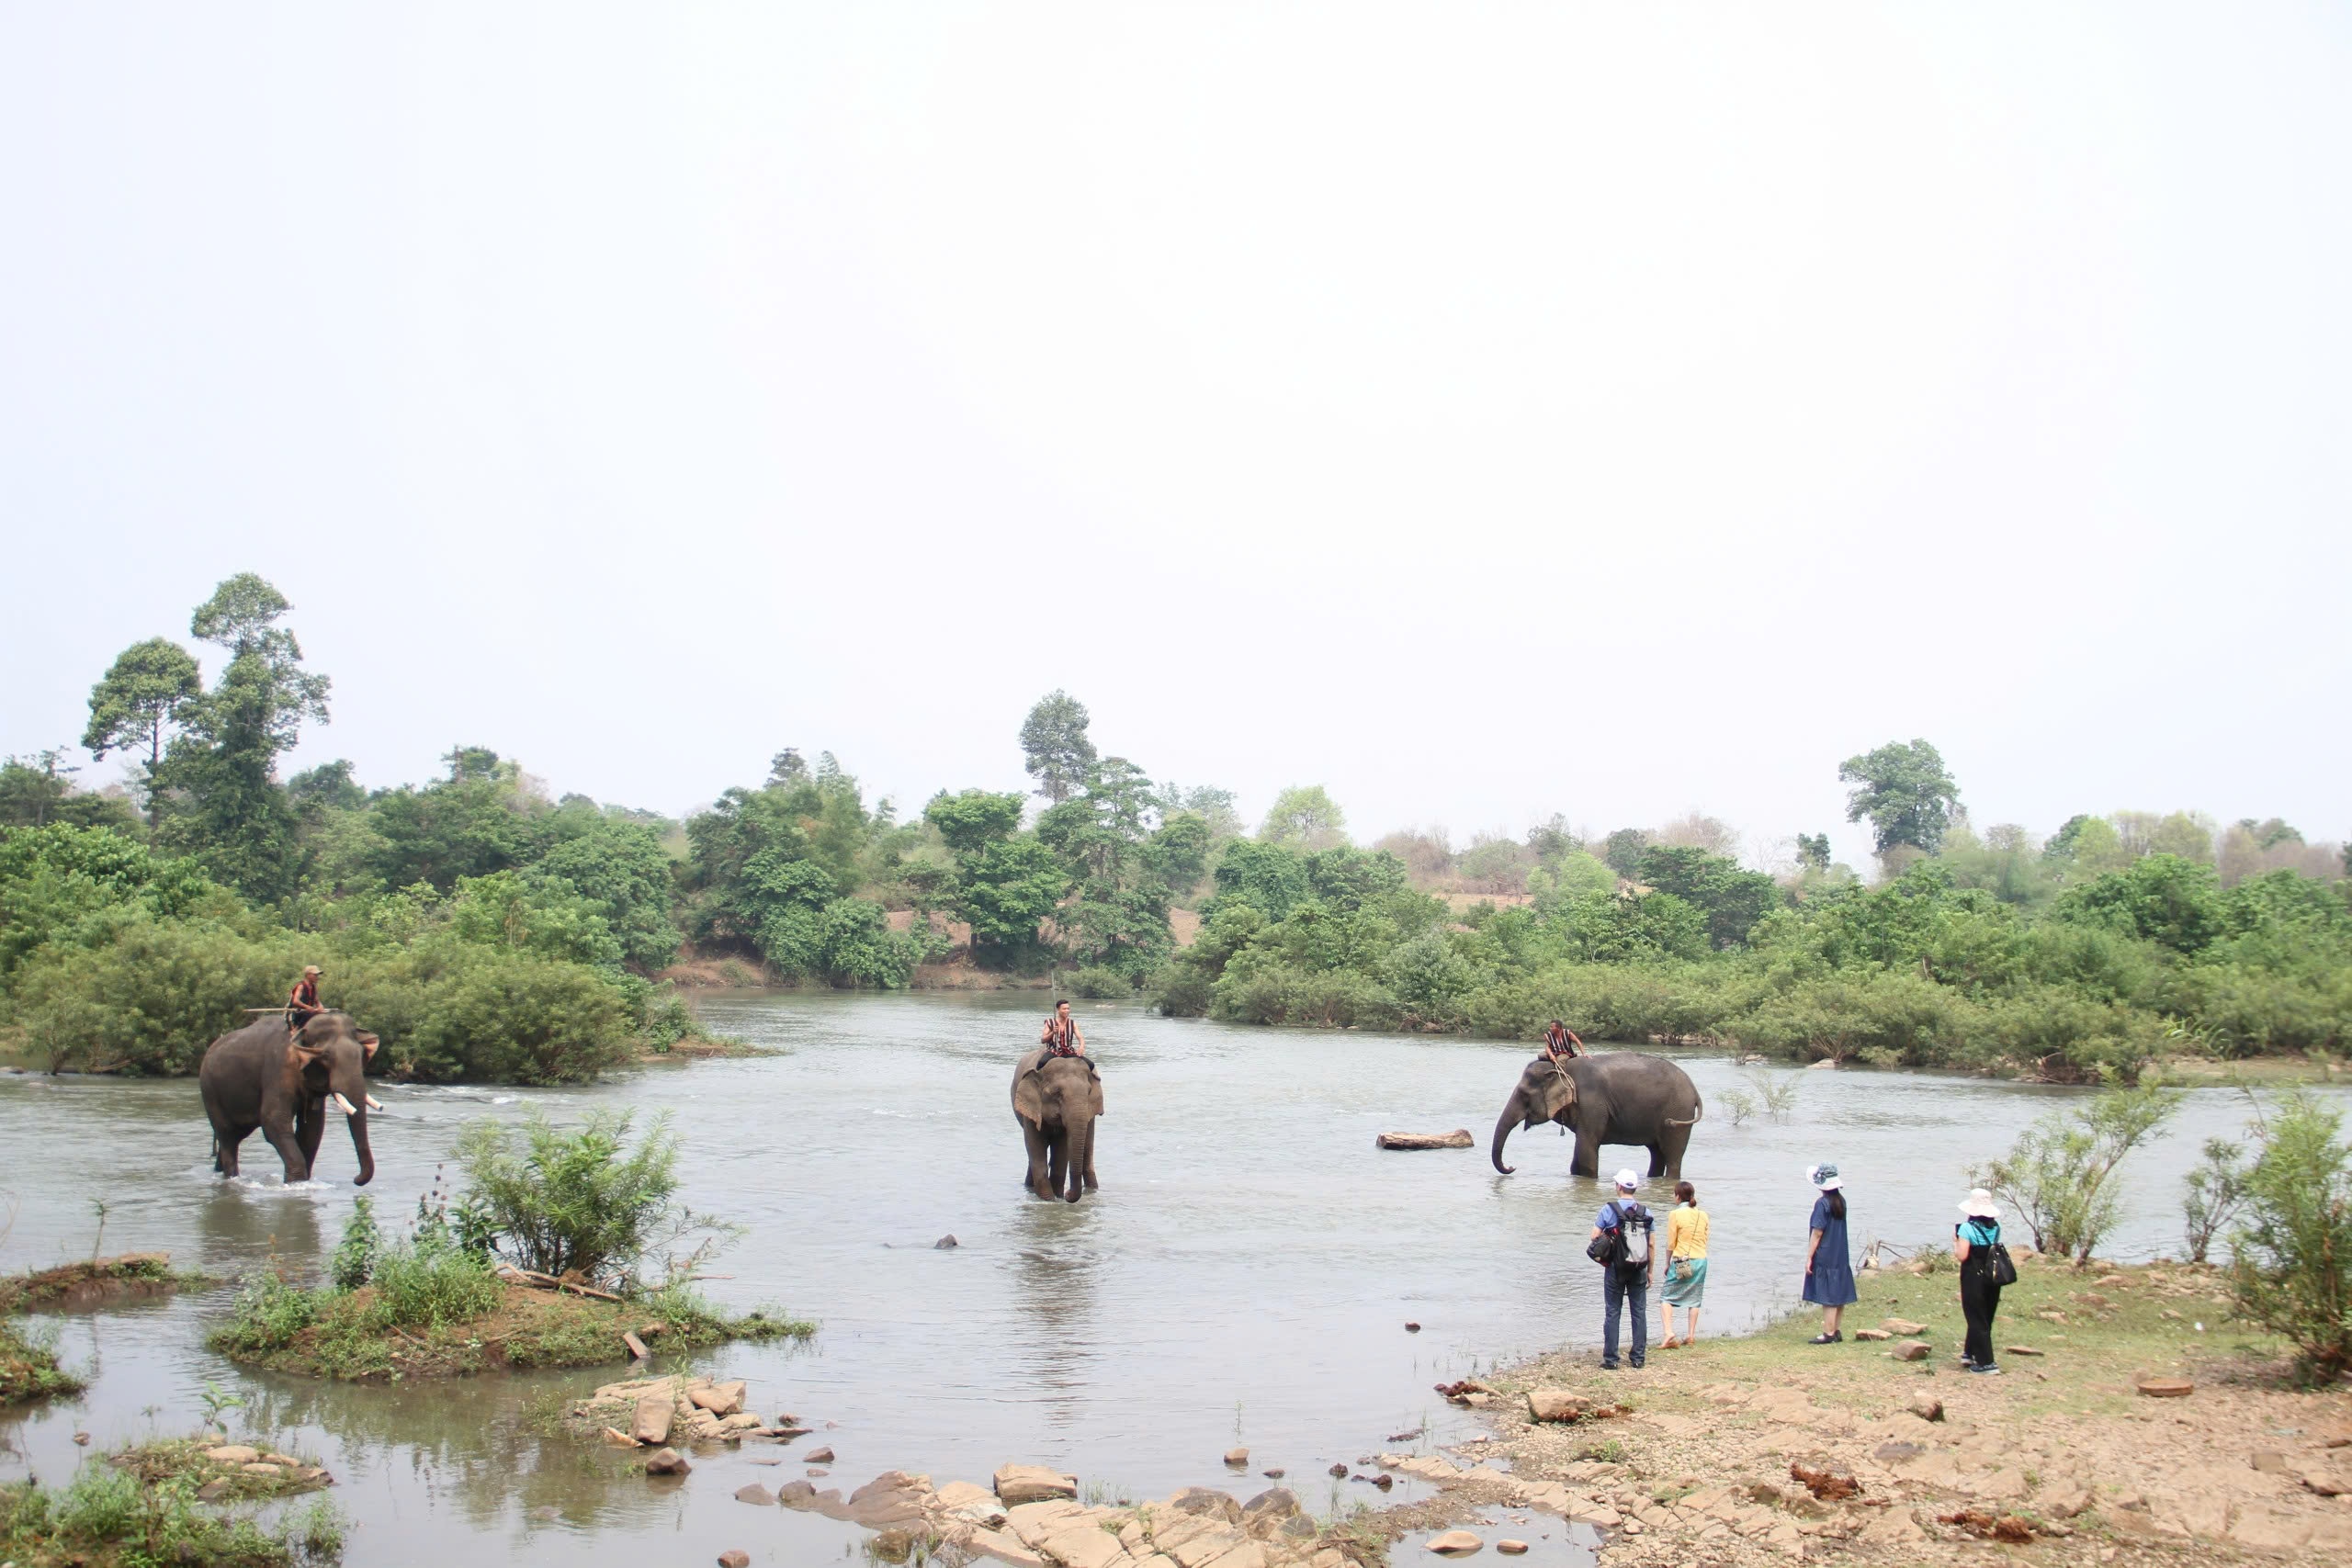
[559,1253,2351,1568]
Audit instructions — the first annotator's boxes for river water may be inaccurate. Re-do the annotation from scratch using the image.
[2,992,2337,1566]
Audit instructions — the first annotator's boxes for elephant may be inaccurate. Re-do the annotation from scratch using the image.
[1012,1048,1102,1202]
[1490,1051,1702,1181]
[199,1010,381,1186]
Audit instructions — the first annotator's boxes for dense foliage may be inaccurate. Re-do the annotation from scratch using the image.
[1155,811,2352,1078]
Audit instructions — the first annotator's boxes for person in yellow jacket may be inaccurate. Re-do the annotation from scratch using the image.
[1659,1179,1710,1348]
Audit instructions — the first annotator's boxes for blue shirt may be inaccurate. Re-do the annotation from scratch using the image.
[1597,1200,1648,1231]
[1957,1218,1999,1248]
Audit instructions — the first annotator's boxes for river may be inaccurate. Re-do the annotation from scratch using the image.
[1,992,2335,1565]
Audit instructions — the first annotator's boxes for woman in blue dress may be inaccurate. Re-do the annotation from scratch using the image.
[1802,1162,1856,1343]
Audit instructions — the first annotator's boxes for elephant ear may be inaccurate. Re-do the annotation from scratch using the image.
[359,1032,379,1061]
[1086,1061,1103,1119]
[1014,1066,1045,1123]
[1533,1063,1577,1121]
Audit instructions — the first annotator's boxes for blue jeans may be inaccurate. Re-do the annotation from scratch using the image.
[1602,1268,1648,1367]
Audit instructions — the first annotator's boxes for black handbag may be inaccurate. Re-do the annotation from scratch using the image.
[1588,1202,1624,1266]
[1986,1240,2018,1287]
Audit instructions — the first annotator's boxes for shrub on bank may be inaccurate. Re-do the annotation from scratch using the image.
[2228,1090,2352,1382]
[1063,964,1137,999]
[457,1111,705,1292]
[0,1462,342,1568]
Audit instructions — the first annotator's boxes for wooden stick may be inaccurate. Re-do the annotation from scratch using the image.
[622,1331,650,1360]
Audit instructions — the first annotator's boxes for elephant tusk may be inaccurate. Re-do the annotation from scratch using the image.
[364,1094,384,1111]
[333,1093,358,1116]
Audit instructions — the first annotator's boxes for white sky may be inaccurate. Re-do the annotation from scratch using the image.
[4,3,2347,868]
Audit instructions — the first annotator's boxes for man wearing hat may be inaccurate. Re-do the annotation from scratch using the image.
[1589,1168,1656,1370]
[286,965,325,1038]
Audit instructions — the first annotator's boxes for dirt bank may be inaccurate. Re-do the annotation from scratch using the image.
[1421,1253,2352,1565]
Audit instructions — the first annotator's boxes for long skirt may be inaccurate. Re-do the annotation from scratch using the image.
[1662,1258,1707,1306]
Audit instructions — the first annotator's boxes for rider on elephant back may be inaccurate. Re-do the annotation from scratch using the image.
[286,965,325,1038]
[1039,998,1088,1058]
[1543,1020,1586,1060]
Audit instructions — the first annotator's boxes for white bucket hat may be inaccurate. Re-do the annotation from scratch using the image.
[1612,1168,1641,1190]
[1806,1162,1843,1191]
[1959,1189,1999,1219]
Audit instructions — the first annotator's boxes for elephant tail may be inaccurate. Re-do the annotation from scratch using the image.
[1665,1094,1703,1128]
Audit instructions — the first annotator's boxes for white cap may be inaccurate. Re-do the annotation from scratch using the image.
[1613,1168,1641,1190]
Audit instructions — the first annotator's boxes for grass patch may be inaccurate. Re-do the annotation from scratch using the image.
[0,1455,343,1568]
[209,1276,811,1382]
[107,1438,334,1503]
[1,1316,83,1404]
[0,1252,218,1313]
[1595,1251,2269,1420]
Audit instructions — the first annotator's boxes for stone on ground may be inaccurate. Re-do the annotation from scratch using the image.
[718,1552,750,1568]
[1428,1529,1485,1555]
[1882,1318,1926,1336]
[689,1380,747,1416]
[1886,1339,1930,1361]
[1224,1447,1249,1467]
[1906,1396,1943,1422]
[1496,1543,1529,1557]
[734,1483,775,1506]
[633,1392,674,1445]
[966,1528,1047,1568]
[205,1445,261,1464]
[994,1462,1079,1505]
[643,1447,688,1476]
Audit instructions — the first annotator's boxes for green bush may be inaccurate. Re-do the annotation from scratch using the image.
[2228,1090,2352,1381]
[398,950,630,1083]
[1973,1082,2183,1264]
[1151,962,1214,1018]
[1065,964,1136,999]
[330,1197,381,1292]
[210,1269,320,1356]
[1736,970,1967,1066]
[9,915,302,1075]
[458,1111,719,1291]
[2182,1135,2250,1264]
[364,1239,502,1329]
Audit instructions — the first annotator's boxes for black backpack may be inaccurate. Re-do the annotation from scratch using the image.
[1588,1201,1651,1273]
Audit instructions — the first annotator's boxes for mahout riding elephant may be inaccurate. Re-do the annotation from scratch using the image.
[1490,1051,1702,1180]
[1012,1047,1102,1202]
[199,1010,381,1185]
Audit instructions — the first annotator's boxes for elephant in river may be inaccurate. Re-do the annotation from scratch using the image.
[1012,1048,1102,1202]
[199,1011,381,1185]
[1490,1052,1702,1181]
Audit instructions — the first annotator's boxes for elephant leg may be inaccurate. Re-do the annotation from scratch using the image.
[1570,1123,1601,1179]
[296,1100,324,1176]
[1020,1116,1054,1199]
[217,1124,253,1179]
[262,1115,310,1184]
[1660,1124,1693,1180]
[1648,1143,1666,1178]
[1080,1118,1099,1192]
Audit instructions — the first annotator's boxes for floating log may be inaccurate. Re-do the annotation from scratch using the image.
[1375,1129,1474,1150]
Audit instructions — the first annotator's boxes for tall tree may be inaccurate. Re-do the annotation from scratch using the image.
[1019,691,1096,804]
[1257,784,1347,851]
[83,637,204,824]
[1838,738,1960,856]
[151,574,333,899]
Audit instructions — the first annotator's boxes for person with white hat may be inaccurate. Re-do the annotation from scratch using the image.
[1801,1162,1857,1343]
[1589,1169,1656,1370]
[1954,1190,2007,1373]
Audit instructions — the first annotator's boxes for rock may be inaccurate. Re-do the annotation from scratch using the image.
[776,1481,818,1506]
[966,1527,1048,1568]
[719,1553,751,1568]
[1168,1487,1243,1523]
[1427,1529,1485,1555]
[2040,1483,2092,1518]
[243,1463,285,1478]
[1886,1339,1931,1361]
[1907,1397,1944,1423]
[935,1235,959,1249]
[872,1529,919,1563]
[846,1472,933,1528]
[734,1484,775,1506]
[603,1426,636,1446]
[204,1445,261,1464]
[262,1452,300,1467]
[1405,1321,1421,1332]
[2136,1377,2194,1398]
[689,1381,748,1416]
[1525,1388,1609,1422]
[197,1479,231,1502]
[2252,1450,2289,1472]
[1882,1318,1927,1336]
[939,1480,1009,1527]
[1374,1129,1474,1149]
[1225,1447,1250,1468]
[622,1330,651,1359]
[1329,1463,1349,1478]
[803,1446,836,1464]
[1241,1487,1301,1539]
[1496,1543,1529,1557]
[73,1431,90,1446]
[1853,1329,1893,1342]
[2005,1345,2045,1357]
[1790,1462,1861,1502]
[1807,1057,1838,1069]
[1041,1525,1126,1568]
[1261,1469,1283,1479]
[644,1448,688,1476]
[634,1393,674,1445]
[994,1463,1079,1506]
[1280,1515,1317,1540]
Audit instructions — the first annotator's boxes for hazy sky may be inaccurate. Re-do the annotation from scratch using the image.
[5,4,2346,867]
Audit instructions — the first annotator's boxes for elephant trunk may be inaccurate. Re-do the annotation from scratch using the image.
[1491,1094,1525,1175]
[346,1104,374,1187]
